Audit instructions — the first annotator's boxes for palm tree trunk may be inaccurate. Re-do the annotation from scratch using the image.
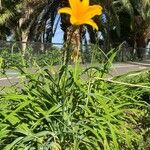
[0,0,2,10]
[19,4,34,55]
[21,31,28,56]
[136,34,146,60]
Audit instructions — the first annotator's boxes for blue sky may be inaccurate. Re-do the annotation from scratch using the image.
[52,16,64,44]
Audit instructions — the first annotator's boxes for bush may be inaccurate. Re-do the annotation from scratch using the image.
[0,46,62,69]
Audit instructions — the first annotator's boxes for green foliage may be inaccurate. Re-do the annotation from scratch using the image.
[0,50,23,68]
[113,69,150,149]
[0,46,62,69]
[0,58,148,149]
[32,49,62,66]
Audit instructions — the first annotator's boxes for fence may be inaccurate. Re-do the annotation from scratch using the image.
[0,40,62,54]
[0,40,150,63]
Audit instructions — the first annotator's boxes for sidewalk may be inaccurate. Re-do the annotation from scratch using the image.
[0,62,150,87]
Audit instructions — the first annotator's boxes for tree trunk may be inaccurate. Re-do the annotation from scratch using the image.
[19,3,33,55]
[21,31,28,56]
[136,34,146,60]
[0,0,2,10]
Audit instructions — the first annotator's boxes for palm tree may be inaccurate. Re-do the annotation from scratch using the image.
[87,0,120,52]
[114,0,150,59]
[0,0,60,53]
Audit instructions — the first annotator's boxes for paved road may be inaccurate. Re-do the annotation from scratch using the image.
[0,62,150,87]
[110,62,149,77]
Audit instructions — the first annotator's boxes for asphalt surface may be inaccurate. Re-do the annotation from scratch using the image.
[0,62,150,87]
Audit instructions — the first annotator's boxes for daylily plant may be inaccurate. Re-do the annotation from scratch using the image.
[58,0,102,30]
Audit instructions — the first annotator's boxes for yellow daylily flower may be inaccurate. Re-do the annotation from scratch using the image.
[58,0,102,30]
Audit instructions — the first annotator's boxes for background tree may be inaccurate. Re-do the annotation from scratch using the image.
[0,0,59,50]
[0,0,149,59]
[97,0,150,56]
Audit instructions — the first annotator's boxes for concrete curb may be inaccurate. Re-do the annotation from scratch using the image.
[126,61,150,67]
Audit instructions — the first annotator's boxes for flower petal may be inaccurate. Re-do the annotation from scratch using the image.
[58,7,72,15]
[69,0,82,16]
[70,15,78,25]
[84,5,103,19]
[81,0,89,7]
[84,19,99,30]
[69,0,79,9]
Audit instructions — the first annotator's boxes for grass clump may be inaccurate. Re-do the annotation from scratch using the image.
[0,60,148,149]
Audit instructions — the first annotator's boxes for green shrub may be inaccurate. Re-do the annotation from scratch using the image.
[0,46,62,69]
